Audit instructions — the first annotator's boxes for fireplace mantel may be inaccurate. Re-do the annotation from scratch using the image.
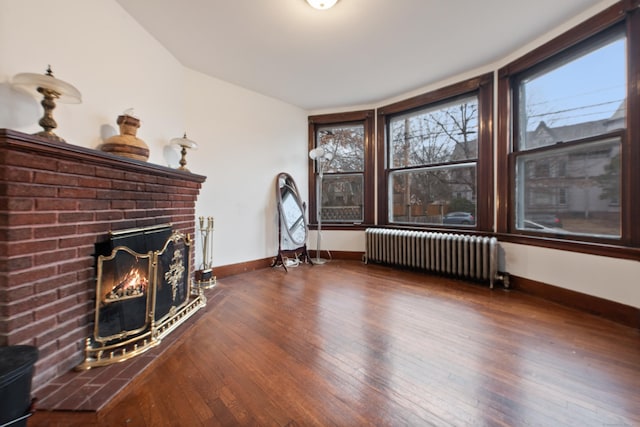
[0,129,206,389]
[0,129,205,182]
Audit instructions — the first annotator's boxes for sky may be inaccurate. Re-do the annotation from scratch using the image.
[522,33,626,130]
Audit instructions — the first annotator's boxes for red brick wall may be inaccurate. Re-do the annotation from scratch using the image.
[0,129,206,388]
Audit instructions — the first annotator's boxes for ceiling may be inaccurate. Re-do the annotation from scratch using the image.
[115,0,606,111]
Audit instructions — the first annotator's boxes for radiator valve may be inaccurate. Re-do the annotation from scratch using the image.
[496,272,510,289]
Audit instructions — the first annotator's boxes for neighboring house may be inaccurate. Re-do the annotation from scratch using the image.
[449,138,478,205]
[523,102,624,219]
[402,101,625,223]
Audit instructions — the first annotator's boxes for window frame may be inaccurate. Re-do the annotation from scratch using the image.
[497,0,640,258]
[377,73,494,232]
[308,110,375,229]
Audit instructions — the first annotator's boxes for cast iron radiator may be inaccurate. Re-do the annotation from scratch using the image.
[364,228,505,288]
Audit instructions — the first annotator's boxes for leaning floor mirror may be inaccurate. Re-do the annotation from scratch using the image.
[272,172,313,271]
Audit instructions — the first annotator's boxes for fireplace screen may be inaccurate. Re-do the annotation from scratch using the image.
[78,225,206,370]
[154,235,190,322]
[96,247,152,342]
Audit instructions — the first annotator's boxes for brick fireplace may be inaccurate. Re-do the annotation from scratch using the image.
[0,129,206,391]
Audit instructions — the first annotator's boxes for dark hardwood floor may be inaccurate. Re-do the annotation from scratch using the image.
[31,260,640,426]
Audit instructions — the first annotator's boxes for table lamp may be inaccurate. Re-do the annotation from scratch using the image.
[12,65,82,143]
[170,133,198,172]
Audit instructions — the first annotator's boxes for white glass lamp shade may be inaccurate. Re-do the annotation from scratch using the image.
[309,147,324,160]
[12,70,81,103]
[309,147,333,161]
[11,66,81,143]
[306,0,338,10]
[170,133,198,150]
[170,133,198,172]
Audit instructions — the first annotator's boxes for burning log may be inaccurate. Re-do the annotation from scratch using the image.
[104,268,148,302]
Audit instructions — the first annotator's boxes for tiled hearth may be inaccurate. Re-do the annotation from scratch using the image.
[0,129,207,393]
[35,285,225,412]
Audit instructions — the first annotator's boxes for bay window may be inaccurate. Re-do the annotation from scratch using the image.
[378,74,494,231]
[498,2,640,253]
[308,110,375,228]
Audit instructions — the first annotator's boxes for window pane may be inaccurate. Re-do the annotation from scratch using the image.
[389,164,476,225]
[389,96,478,168]
[515,137,621,237]
[518,32,626,150]
[317,125,364,173]
[320,174,363,223]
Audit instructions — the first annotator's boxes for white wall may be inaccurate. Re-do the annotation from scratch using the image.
[183,68,307,266]
[0,0,308,270]
[0,0,186,157]
[502,243,640,307]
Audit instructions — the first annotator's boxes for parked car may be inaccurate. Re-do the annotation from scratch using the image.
[526,214,563,228]
[443,211,475,225]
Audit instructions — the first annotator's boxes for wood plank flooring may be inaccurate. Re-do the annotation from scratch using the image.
[31,260,640,426]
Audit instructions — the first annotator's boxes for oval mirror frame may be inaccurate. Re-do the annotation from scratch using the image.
[276,172,308,248]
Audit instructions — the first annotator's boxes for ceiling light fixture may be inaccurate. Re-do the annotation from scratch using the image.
[306,0,338,10]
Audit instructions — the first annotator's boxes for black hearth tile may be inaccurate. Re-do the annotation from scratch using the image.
[76,363,119,380]
[86,363,127,386]
[143,346,161,358]
[55,384,103,411]
[114,354,154,381]
[37,376,98,411]
[32,289,223,413]
[33,383,65,409]
[42,369,79,386]
[87,378,130,411]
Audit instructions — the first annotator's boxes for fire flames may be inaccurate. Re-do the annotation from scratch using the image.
[104,268,148,302]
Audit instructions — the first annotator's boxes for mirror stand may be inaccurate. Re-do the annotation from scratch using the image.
[271,173,313,272]
[271,244,313,272]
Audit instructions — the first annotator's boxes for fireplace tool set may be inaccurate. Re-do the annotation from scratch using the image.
[193,216,217,292]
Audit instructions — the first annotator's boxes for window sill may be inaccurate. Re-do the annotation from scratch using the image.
[496,232,640,262]
[308,223,373,231]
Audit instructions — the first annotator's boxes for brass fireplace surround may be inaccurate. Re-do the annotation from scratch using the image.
[77,229,206,370]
